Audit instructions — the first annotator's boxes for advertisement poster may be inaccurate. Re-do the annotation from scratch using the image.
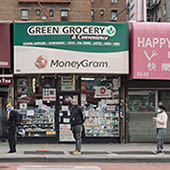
[59,124,75,142]
[14,22,129,74]
[43,88,56,101]
[94,86,111,98]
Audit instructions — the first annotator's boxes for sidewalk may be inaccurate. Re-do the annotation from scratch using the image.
[1,142,170,163]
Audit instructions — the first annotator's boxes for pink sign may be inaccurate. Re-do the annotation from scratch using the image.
[130,22,170,80]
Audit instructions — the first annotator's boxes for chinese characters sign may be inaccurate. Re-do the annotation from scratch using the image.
[130,22,170,80]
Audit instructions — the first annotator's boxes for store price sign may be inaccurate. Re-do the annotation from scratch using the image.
[43,88,56,101]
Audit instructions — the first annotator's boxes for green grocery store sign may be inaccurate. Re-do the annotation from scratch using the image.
[14,22,129,74]
[27,25,116,37]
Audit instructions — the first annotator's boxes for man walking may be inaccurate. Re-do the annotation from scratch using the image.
[6,103,18,153]
[70,98,85,155]
[153,105,168,154]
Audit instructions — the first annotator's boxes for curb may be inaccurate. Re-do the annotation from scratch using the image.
[0,156,170,163]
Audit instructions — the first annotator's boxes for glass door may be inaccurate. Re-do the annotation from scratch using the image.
[58,93,79,142]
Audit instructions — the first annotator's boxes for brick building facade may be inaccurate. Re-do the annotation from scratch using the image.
[0,0,126,22]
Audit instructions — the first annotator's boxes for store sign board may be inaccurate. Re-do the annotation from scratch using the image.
[0,24,11,68]
[0,77,12,85]
[130,22,170,80]
[13,22,129,74]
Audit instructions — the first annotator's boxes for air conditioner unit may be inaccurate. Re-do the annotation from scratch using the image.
[42,16,47,20]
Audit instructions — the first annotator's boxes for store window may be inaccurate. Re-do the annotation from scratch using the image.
[21,9,28,21]
[15,76,56,138]
[159,90,170,112]
[128,91,156,112]
[81,77,120,137]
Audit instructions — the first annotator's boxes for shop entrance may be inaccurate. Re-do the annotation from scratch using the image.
[57,92,80,142]
[57,75,121,143]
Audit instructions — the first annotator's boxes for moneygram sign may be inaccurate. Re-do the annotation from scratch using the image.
[14,22,128,74]
[50,59,108,69]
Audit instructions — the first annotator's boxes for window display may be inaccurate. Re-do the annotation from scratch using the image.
[128,91,156,112]
[81,77,120,137]
[15,77,56,138]
[17,105,55,137]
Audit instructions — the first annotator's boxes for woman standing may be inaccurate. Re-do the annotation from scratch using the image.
[153,105,168,154]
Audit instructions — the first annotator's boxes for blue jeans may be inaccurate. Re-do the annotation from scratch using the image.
[156,128,165,151]
[71,125,83,152]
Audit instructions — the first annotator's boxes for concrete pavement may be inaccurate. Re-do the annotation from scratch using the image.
[1,142,170,163]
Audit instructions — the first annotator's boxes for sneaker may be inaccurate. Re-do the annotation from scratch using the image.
[154,150,164,154]
[7,151,16,153]
[72,150,81,155]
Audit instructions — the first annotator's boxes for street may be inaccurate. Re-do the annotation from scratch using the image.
[1,163,170,170]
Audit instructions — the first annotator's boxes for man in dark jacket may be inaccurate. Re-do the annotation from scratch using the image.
[70,99,84,155]
[6,103,18,153]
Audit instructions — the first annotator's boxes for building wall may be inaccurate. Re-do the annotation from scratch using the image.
[92,0,126,22]
[0,0,19,21]
[69,0,91,21]
[0,0,126,22]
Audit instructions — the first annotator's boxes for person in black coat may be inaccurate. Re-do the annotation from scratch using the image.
[70,99,85,155]
[6,103,18,153]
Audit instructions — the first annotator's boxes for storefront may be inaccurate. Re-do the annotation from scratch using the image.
[0,23,12,141]
[13,22,129,143]
[128,22,170,142]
